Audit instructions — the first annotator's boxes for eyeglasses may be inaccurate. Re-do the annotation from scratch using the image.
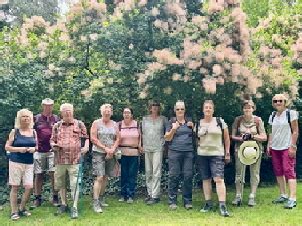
[273,100,284,104]
[176,108,185,111]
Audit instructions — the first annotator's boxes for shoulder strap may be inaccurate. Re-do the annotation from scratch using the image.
[236,116,243,134]
[216,117,223,132]
[271,111,277,122]
[118,121,122,131]
[253,116,260,134]
[286,110,292,133]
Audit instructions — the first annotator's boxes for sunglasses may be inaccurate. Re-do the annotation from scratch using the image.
[176,108,185,111]
[273,99,284,104]
[152,103,160,106]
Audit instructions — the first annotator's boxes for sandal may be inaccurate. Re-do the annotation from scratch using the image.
[19,209,32,217]
[11,212,20,220]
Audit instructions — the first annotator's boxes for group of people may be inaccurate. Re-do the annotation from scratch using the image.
[5,93,299,220]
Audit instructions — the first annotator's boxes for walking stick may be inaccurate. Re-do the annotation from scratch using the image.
[239,162,246,204]
[71,137,86,216]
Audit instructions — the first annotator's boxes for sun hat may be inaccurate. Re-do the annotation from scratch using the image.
[238,141,260,165]
[41,98,54,105]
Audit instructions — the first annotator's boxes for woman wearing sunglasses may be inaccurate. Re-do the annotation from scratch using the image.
[164,100,194,210]
[268,94,299,209]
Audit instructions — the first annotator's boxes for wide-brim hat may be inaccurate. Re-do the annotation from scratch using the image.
[238,141,260,165]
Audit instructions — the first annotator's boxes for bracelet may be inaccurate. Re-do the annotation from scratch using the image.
[291,144,297,149]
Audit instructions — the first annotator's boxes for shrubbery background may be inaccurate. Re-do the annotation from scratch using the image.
[0,0,301,203]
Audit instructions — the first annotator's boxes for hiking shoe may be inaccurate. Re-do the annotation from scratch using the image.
[118,197,126,202]
[232,196,242,206]
[145,195,152,203]
[10,212,20,221]
[272,196,288,204]
[146,198,160,205]
[248,197,256,207]
[93,200,103,213]
[169,203,178,210]
[200,203,213,213]
[33,197,42,207]
[57,205,68,215]
[184,203,193,210]
[99,197,109,207]
[127,198,134,204]
[52,195,59,207]
[18,209,31,217]
[70,207,78,219]
[219,205,230,217]
[284,200,297,209]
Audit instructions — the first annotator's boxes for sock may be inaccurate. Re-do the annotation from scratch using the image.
[289,198,296,202]
[236,193,242,198]
[281,194,288,198]
[219,201,226,207]
[249,193,255,198]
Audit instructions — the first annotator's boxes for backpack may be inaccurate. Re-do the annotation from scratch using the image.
[196,117,224,144]
[271,110,292,132]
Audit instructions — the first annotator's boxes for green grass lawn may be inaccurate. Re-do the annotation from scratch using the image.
[1,184,302,226]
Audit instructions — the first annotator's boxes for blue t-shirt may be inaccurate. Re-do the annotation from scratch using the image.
[9,129,36,164]
[166,119,194,152]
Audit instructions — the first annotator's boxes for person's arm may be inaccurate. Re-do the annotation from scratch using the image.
[112,124,120,152]
[289,119,299,158]
[5,129,27,153]
[224,128,231,163]
[90,120,109,153]
[164,121,179,141]
[80,121,89,154]
[253,119,267,142]
[231,117,242,142]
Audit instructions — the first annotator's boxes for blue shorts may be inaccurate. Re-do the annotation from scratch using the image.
[197,156,224,180]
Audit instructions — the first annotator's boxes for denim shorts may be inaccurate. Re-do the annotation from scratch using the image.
[197,155,224,180]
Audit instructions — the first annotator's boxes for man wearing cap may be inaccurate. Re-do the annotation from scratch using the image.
[33,98,60,207]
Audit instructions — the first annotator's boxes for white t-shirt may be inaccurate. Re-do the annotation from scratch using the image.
[268,109,298,150]
[197,117,227,156]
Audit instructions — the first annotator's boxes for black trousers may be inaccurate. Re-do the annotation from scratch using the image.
[168,150,194,205]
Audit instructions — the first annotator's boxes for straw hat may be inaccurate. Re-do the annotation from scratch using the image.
[238,141,260,165]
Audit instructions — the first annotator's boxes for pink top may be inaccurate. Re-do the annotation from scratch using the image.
[119,120,140,156]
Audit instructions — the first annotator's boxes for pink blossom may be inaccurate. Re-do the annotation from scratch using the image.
[203,78,217,94]
[212,64,223,75]
[172,73,181,81]
[151,7,160,16]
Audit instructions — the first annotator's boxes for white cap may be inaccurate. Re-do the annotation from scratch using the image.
[41,98,54,105]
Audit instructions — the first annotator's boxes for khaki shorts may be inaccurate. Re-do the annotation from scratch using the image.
[54,164,79,193]
[92,152,119,177]
[34,152,55,174]
[9,161,34,188]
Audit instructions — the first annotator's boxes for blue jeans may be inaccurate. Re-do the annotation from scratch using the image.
[121,156,139,199]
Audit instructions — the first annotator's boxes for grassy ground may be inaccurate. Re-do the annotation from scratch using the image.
[1,184,302,226]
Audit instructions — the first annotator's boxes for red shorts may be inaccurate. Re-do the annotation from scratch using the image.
[271,149,296,180]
